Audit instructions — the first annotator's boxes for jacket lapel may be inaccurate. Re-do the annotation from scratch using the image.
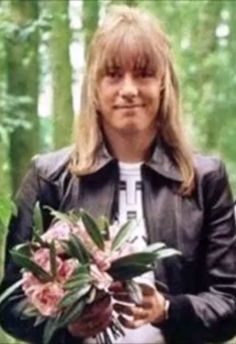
[59,160,119,221]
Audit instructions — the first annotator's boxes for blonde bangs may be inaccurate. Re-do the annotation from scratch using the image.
[94,21,167,81]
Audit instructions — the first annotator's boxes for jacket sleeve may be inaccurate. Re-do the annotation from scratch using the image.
[0,158,82,344]
[160,160,236,344]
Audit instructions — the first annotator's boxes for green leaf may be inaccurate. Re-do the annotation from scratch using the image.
[109,263,152,280]
[97,215,109,239]
[34,315,45,327]
[11,250,52,282]
[111,221,135,252]
[43,206,75,225]
[65,265,91,285]
[143,242,166,253]
[68,234,90,263]
[33,231,48,247]
[64,275,92,290]
[66,272,90,282]
[111,252,157,268]
[49,240,57,279]
[43,317,61,344]
[59,285,91,308]
[67,210,81,224]
[23,305,39,318]
[73,264,90,276]
[13,242,32,257]
[13,298,28,315]
[58,299,86,328]
[80,209,104,249]
[156,248,181,259]
[0,279,23,304]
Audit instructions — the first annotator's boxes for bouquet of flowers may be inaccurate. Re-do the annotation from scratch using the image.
[0,208,179,344]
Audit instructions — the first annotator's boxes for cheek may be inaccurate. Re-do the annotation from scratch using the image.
[150,90,161,110]
[97,89,114,111]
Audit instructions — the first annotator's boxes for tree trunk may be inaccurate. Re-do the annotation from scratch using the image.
[48,0,73,149]
[6,0,40,194]
[194,1,223,150]
[82,0,99,53]
[110,0,138,6]
[122,0,138,6]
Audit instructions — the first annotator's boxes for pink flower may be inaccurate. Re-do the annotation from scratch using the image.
[42,221,72,242]
[22,272,65,317]
[22,257,77,317]
[33,248,63,273]
[73,220,97,252]
[41,220,74,254]
[57,258,78,283]
[72,220,112,270]
[22,272,41,299]
[93,249,111,271]
[30,282,64,317]
[90,264,113,290]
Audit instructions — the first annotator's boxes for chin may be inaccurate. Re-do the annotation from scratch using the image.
[118,124,142,135]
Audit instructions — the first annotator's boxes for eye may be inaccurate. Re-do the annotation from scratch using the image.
[135,68,156,78]
[106,68,122,79]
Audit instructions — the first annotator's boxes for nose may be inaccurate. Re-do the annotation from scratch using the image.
[118,73,138,99]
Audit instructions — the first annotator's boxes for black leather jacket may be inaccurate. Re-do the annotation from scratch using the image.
[1,144,236,344]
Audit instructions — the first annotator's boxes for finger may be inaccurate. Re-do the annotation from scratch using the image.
[118,315,146,329]
[138,282,156,296]
[141,299,153,309]
[112,292,133,303]
[132,306,149,320]
[114,303,148,321]
[113,303,133,316]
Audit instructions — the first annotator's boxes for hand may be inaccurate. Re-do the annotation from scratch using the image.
[110,281,166,329]
[68,294,112,338]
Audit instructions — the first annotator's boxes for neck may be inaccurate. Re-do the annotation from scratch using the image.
[103,127,157,163]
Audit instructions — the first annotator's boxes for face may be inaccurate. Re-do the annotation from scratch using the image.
[96,64,162,138]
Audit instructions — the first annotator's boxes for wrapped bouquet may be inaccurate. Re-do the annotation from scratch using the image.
[0,208,179,344]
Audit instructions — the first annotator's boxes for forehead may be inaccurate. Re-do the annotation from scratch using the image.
[97,26,163,74]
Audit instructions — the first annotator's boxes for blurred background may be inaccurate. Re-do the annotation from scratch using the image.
[0,0,236,342]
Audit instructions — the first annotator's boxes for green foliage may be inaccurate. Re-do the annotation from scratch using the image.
[80,209,105,250]
[111,221,135,252]
[11,249,53,282]
[137,0,236,192]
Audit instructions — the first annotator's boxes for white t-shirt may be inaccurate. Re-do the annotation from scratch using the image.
[85,162,166,344]
[113,162,165,344]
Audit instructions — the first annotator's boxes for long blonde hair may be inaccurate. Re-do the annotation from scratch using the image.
[70,5,194,195]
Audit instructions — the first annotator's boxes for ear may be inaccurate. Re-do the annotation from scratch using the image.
[94,88,101,112]
[160,75,165,92]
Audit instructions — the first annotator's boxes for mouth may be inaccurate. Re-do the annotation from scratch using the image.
[114,104,144,109]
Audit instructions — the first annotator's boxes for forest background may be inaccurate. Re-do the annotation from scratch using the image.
[0,0,236,343]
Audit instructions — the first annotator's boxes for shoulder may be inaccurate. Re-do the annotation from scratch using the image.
[32,146,73,182]
[193,153,226,181]
[193,153,231,203]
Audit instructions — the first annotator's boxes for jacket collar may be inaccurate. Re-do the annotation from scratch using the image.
[145,142,183,182]
[93,140,183,182]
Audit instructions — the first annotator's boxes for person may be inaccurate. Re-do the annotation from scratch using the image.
[1,5,236,344]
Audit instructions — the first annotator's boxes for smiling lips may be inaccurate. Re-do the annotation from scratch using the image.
[114,104,144,109]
